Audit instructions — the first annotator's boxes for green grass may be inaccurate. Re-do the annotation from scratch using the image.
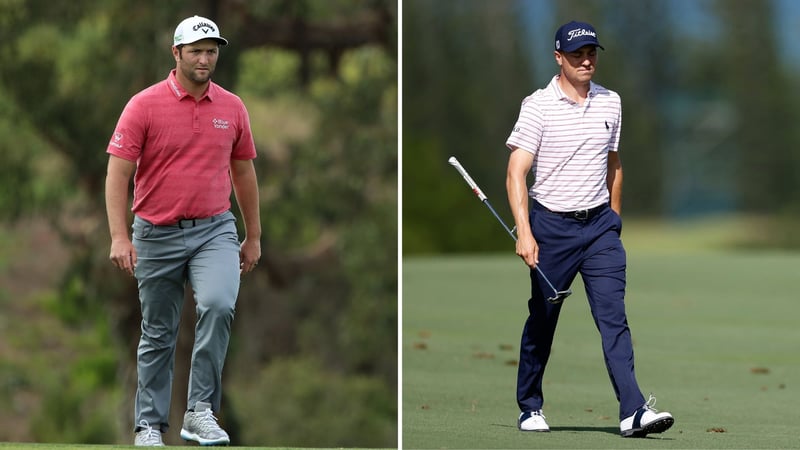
[0,445,385,450]
[0,446,284,449]
[402,218,799,449]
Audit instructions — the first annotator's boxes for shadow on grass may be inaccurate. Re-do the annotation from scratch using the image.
[549,426,624,435]
[551,426,676,441]
[491,423,675,440]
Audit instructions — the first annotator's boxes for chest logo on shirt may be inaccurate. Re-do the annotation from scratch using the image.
[212,118,230,130]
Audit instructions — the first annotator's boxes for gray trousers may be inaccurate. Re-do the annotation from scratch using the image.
[132,211,240,431]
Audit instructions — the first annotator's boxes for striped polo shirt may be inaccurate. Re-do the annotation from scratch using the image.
[506,75,621,212]
[108,70,257,225]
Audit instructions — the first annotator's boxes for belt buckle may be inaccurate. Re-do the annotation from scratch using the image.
[573,209,589,220]
[178,218,196,229]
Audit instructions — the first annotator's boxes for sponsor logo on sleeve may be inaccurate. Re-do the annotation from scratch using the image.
[110,132,124,148]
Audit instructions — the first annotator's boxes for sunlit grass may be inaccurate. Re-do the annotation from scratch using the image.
[403,219,799,449]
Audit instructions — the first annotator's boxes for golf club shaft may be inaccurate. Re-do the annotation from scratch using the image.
[482,198,516,241]
[447,156,560,295]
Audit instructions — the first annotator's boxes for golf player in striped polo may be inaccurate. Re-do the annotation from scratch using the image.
[505,20,674,437]
[105,15,261,446]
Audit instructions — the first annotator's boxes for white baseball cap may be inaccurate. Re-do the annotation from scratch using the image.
[173,15,228,46]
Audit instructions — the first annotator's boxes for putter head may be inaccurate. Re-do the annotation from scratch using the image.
[546,289,572,304]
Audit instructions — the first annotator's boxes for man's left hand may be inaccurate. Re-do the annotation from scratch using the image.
[239,237,261,275]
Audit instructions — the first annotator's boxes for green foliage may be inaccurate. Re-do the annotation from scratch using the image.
[302,46,397,382]
[334,201,398,378]
[244,0,391,21]
[230,357,396,448]
[0,0,26,29]
[1,286,121,445]
[402,0,535,254]
[31,381,120,444]
[37,341,118,437]
[0,0,396,445]
[248,40,398,422]
[403,0,800,254]
[0,86,73,219]
[239,48,302,97]
[234,41,398,446]
[402,136,508,254]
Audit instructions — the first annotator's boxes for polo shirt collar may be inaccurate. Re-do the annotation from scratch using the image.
[550,75,600,103]
[167,69,216,101]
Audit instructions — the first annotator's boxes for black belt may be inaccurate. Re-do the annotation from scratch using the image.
[537,202,608,221]
[175,216,218,229]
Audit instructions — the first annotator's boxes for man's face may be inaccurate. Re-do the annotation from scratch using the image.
[174,39,219,85]
[555,45,598,84]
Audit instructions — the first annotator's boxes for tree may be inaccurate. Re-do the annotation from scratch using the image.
[402,0,535,254]
[0,0,397,446]
[713,0,799,214]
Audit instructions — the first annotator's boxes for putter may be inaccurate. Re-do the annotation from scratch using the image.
[448,156,572,304]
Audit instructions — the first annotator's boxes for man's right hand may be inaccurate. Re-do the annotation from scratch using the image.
[109,238,137,276]
[515,232,539,268]
[507,148,538,268]
[105,155,137,276]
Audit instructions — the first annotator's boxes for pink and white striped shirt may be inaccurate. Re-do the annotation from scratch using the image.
[506,75,621,212]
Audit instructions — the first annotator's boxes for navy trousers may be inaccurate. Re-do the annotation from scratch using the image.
[516,202,646,420]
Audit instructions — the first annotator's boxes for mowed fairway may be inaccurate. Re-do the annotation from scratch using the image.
[402,218,798,449]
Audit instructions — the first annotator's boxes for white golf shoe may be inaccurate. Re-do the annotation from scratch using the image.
[518,410,550,432]
[134,420,164,446]
[620,394,674,437]
[180,401,231,446]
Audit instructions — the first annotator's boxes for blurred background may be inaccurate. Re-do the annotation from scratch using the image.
[403,0,800,254]
[0,0,396,447]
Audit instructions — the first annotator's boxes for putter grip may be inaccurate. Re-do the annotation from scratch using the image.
[448,156,488,201]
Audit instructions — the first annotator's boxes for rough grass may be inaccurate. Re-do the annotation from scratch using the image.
[402,217,799,449]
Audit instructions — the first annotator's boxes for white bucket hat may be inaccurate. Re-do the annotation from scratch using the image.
[173,15,228,46]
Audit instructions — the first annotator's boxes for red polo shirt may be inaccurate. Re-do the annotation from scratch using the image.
[107,70,257,225]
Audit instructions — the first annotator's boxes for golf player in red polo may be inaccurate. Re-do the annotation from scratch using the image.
[505,20,674,437]
[105,15,261,446]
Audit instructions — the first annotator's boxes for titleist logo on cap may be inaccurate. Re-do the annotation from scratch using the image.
[554,21,603,52]
[567,28,596,41]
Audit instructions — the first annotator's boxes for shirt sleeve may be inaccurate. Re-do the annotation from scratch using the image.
[505,95,543,155]
[608,96,622,153]
[106,95,147,162]
[231,100,257,161]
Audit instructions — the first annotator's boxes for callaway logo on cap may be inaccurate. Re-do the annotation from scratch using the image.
[554,20,604,53]
[174,15,228,46]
